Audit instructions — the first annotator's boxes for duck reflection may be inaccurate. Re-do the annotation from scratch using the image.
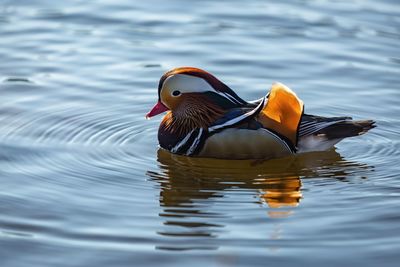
[147,148,371,251]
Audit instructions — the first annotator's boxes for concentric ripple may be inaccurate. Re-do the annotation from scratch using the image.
[0,105,150,146]
[339,119,400,169]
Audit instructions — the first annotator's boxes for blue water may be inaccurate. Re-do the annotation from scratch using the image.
[1,0,399,266]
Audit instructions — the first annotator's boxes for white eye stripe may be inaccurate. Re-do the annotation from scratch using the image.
[162,74,213,94]
[162,74,243,105]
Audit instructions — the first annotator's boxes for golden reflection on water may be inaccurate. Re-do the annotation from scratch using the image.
[147,148,371,251]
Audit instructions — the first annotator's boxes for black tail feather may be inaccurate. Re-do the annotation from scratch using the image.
[319,120,376,139]
[299,114,376,140]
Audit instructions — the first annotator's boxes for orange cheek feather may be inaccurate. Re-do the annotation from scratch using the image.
[161,89,180,110]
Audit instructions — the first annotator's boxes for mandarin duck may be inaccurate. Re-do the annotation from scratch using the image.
[146,67,375,160]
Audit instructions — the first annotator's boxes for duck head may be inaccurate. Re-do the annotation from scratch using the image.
[146,67,247,133]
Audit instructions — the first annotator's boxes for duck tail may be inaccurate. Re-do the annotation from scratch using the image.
[318,119,376,139]
[297,115,376,153]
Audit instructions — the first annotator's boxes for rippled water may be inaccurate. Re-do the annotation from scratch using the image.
[1,0,399,266]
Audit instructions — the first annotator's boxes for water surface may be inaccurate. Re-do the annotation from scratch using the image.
[1,0,399,266]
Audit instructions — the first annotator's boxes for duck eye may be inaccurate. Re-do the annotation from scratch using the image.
[172,90,181,96]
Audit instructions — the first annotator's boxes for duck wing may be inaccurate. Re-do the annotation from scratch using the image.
[205,82,304,156]
[199,98,295,159]
[208,97,266,133]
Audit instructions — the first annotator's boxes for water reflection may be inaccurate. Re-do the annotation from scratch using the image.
[147,148,372,250]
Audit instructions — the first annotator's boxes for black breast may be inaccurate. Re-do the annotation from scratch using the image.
[158,125,181,151]
[158,125,209,156]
